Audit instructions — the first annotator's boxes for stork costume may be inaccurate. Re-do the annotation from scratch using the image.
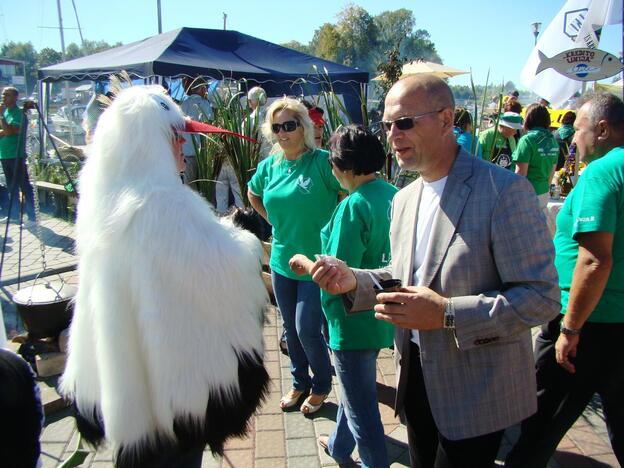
[60,85,269,466]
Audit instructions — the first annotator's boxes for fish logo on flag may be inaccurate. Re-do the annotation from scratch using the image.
[521,0,623,108]
[536,48,623,81]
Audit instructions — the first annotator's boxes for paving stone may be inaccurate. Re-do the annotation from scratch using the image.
[285,412,316,439]
[40,443,66,467]
[288,455,322,467]
[556,435,577,450]
[265,350,279,362]
[256,457,287,468]
[257,414,285,431]
[225,433,253,450]
[568,427,613,456]
[36,351,66,377]
[222,448,253,467]
[386,425,408,445]
[255,430,286,458]
[41,415,76,443]
[259,391,284,415]
[287,437,318,458]
[377,357,396,376]
[266,360,281,379]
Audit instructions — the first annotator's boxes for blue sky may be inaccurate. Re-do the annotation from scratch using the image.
[1,0,621,87]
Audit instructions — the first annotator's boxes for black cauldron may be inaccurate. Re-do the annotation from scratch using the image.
[12,281,77,339]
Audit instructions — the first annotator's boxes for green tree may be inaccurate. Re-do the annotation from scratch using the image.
[0,41,38,92]
[310,23,341,62]
[374,10,440,64]
[335,4,378,70]
[375,9,415,51]
[65,40,121,60]
[376,43,406,102]
[401,29,441,63]
[37,47,63,68]
[280,41,311,55]
[503,80,517,93]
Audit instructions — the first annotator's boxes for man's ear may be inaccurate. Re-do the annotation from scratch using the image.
[596,119,610,142]
[440,107,454,131]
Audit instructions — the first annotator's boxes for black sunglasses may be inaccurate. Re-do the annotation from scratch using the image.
[271,120,300,134]
[381,109,444,132]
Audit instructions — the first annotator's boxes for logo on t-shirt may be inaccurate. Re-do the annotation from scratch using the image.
[495,153,512,168]
[296,175,313,194]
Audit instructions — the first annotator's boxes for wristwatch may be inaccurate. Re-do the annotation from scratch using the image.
[443,298,455,329]
[560,322,582,336]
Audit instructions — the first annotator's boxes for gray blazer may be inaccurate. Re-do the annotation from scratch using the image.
[349,149,560,440]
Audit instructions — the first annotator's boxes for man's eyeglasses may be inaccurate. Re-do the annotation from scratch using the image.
[381,109,444,132]
[271,120,300,134]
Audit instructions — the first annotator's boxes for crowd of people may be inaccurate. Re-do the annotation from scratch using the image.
[2,73,623,468]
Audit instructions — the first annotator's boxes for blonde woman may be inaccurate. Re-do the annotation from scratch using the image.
[248,98,342,414]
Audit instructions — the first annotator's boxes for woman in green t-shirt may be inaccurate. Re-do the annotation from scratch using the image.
[512,104,560,208]
[248,98,340,415]
[290,125,397,468]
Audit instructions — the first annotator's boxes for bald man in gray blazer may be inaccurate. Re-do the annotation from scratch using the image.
[311,76,560,468]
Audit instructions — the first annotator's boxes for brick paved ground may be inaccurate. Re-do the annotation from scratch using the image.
[38,306,619,467]
[2,218,618,467]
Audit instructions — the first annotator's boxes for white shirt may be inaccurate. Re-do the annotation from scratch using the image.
[411,176,447,344]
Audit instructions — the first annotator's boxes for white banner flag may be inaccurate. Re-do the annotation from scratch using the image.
[521,0,623,108]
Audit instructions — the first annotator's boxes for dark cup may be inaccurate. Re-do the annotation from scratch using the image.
[374,278,402,293]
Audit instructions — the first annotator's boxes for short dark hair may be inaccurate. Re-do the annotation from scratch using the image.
[524,103,551,130]
[3,86,18,97]
[328,124,386,176]
[578,92,624,127]
[561,111,576,126]
[504,100,523,114]
[454,107,472,131]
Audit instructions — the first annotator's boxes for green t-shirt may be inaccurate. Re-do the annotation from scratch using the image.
[0,106,23,160]
[248,148,342,280]
[512,128,559,195]
[320,178,398,350]
[477,126,517,170]
[554,146,624,323]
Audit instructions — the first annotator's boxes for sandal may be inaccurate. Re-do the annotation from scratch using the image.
[280,389,306,410]
[300,393,328,415]
[318,434,357,466]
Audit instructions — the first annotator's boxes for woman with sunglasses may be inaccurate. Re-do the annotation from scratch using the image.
[289,125,397,467]
[248,97,342,414]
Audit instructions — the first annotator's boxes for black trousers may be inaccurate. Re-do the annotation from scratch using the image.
[505,316,624,467]
[403,343,504,468]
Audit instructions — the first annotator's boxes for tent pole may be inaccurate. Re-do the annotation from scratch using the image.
[157,0,162,34]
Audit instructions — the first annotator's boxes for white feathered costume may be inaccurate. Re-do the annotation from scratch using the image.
[60,85,269,466]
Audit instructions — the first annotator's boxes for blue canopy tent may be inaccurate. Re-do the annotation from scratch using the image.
[38,27,369,122]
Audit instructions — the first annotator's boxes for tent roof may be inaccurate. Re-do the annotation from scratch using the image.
[39,27,369,84]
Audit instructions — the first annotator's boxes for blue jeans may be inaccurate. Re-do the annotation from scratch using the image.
[271,271,331,395]
[328,349,389,468]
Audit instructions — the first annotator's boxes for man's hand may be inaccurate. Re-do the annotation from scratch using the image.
[374,286,445,330]
[289,254,314,276]
[555,333,579,374]
[310,257,356,295]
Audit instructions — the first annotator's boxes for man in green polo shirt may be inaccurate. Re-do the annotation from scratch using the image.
[0,87,35,222]
[507,92,624,467]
